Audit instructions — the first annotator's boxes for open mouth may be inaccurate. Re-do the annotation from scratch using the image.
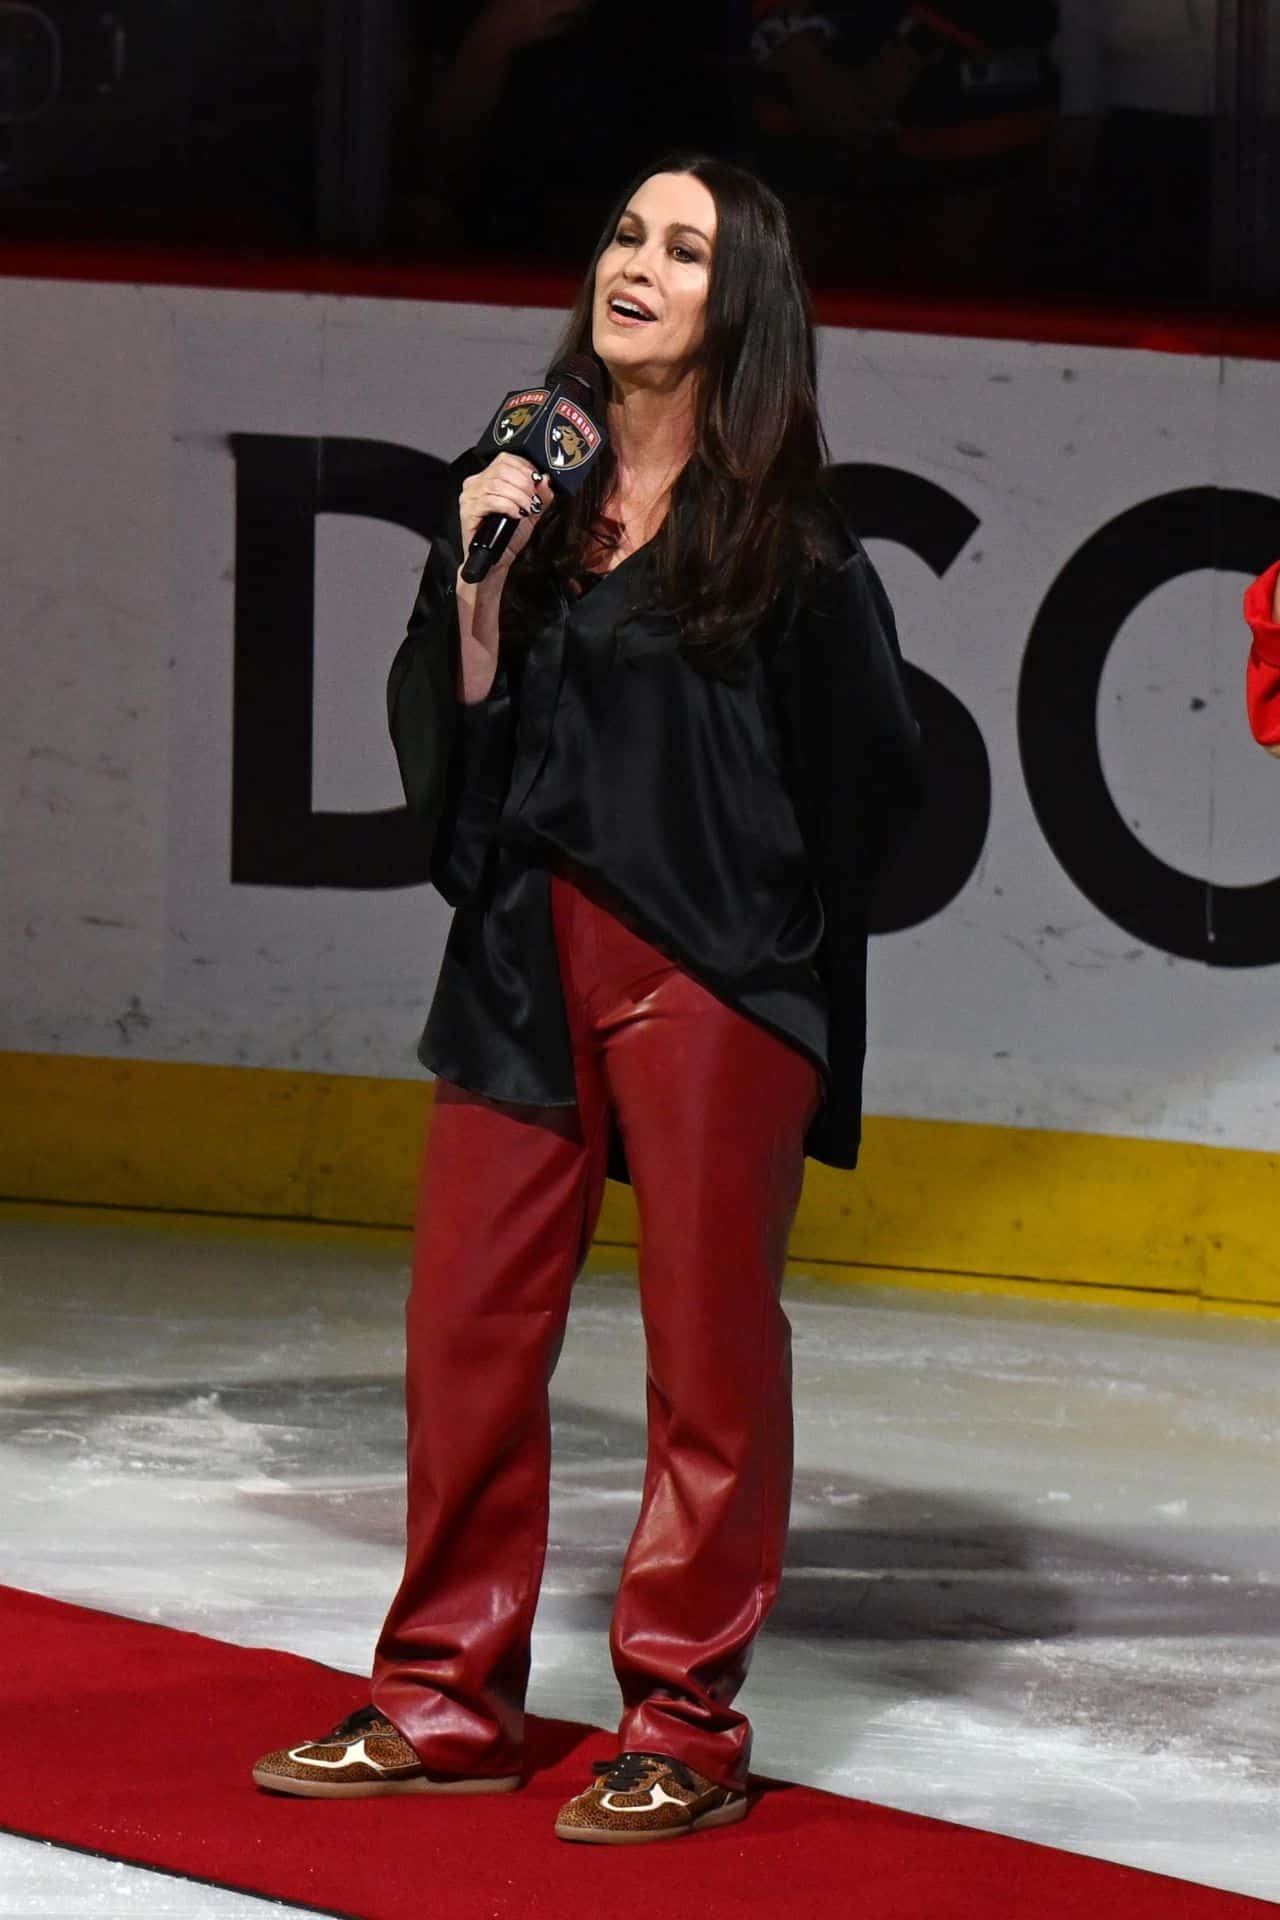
[608,295,657,323]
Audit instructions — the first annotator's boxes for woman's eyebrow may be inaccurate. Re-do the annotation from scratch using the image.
[618,211,712,246]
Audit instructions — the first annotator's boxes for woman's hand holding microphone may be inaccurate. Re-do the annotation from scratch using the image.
[455,456,554,703]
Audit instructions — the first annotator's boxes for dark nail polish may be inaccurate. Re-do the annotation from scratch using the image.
[531,499,542,514]
[531,470,546,483]
[519,507,529,517]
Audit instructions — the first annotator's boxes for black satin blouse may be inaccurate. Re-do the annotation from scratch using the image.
[387,449,923,1189]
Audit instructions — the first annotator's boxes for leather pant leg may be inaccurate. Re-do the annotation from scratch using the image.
[550,860,824,1794]
[369,1055,613,1775]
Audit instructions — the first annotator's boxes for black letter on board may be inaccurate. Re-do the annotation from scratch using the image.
[822,464,990,933]
[1018,487,1280,965]
[229,434,450,889]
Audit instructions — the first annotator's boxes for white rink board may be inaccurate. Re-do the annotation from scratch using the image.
[2,278,1278,1150]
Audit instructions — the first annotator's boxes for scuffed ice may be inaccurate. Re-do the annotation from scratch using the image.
[1,1213,1279,1913]
[0,1843,291,1918]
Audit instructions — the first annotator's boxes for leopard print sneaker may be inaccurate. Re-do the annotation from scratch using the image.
[554,1750,749,1844]
[251,1703,521,1798]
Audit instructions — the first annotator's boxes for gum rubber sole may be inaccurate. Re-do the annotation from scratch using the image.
[251,1767,521,1798]
[554,1794,749,1844]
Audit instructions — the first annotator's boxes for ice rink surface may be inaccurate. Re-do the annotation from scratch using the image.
[1,1208,1278,1914]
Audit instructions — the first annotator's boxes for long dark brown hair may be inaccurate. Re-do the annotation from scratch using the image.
[502,152,835,685]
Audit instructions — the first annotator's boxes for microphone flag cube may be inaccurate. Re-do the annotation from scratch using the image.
[476,372,608,495]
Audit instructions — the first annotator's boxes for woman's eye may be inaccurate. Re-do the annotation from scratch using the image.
[615,231,638,245]
[673,245,697,263]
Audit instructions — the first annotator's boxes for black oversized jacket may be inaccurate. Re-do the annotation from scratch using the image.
[388,452,923,1188]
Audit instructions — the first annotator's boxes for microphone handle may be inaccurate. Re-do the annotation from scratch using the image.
[460,510,521,585]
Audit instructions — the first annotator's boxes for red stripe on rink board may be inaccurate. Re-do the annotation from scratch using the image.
[3,1583,1275,1920]
[2,240,1279,359]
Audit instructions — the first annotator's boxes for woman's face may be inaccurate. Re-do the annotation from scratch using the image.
[591,171,717,389]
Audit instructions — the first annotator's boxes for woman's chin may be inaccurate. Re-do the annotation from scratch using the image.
[592,340,682,391]
[595,315,663,354]
[594,331,645,366]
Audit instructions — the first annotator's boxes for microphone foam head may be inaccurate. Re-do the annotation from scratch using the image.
[552,352,606,409]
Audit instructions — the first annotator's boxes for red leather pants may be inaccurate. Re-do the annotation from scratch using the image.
[369,859,823,1792]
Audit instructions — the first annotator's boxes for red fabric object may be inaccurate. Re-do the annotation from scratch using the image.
[370,861,821,1792]
[910,3,985,52]
[6,1584,1276,1918]
[1244,560,1280,747]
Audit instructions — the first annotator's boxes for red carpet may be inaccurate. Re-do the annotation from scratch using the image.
[5,1585,1272,1919]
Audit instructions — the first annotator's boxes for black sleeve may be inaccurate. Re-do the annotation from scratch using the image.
[773,537,923,921]
[767,536,924,1163]
[386,454,517,909]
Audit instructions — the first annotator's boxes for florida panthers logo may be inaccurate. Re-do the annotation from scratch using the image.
[493,389,549,445]
[546,397,602,471]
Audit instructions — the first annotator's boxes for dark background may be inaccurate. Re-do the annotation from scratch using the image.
[1,2,1274,311]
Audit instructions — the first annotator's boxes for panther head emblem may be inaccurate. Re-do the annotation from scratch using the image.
[494,402,538,445]
[549,421,587,469]
[546,397,600,471]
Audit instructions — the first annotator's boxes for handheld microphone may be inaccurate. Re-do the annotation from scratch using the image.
[460,353,608,585]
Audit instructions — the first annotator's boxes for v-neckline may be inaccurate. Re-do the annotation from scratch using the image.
[564,538,653,608]
[586,538,652,582]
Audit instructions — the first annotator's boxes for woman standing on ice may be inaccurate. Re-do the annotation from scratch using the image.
[253,152,922,1843]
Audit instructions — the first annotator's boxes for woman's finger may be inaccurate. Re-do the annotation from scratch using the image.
[468,455,545,499]
[463,483,542,531]
[479,453,548,500]
[463,466,548,524]
[489,452,544,487]
[467,478,537,513]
